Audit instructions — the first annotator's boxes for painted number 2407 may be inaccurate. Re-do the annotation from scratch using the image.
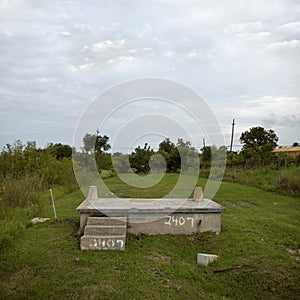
[164,216,194,228]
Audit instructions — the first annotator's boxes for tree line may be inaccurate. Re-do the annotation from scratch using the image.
[79,126,299,174]
[0,126,299,183]
[0,125,298,215]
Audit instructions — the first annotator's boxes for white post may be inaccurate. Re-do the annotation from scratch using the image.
[87,186,98,200]
[194,186,203,201]
[49,188,57,220]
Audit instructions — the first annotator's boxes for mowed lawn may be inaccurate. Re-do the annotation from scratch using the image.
[0,174,299,299]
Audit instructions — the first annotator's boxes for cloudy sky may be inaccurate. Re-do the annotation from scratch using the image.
[1,0,299,152]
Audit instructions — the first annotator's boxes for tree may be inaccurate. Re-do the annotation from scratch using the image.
[129,143,154,173]
[159,138,175,154]
[82,131,111,153]
[176,138,199,173]
[82,133,96,153]
[46,143,72,159]
[240,126,278,154]
[112,153,130,173]
[201,146,212,163]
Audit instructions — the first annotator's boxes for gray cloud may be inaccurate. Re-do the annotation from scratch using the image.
[0,0,299,149]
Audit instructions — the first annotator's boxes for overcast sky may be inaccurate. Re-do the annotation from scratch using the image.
[1,0,299,152]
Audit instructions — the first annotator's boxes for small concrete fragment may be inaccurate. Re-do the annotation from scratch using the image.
[197,253,219,266]
[31,217,50,225]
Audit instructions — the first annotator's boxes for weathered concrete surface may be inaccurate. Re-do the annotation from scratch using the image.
[84,225,127,236]
[81,235,126,250]
[80,216,127,250]
[77,197,225,235]
[193,187,203,201]
[126,212,222,235]
[87,216,127,226]
[197,253,219,266]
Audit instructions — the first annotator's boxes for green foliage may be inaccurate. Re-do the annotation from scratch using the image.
[46,143,72,159]
[82,133,96,153]
[224,166,300,196]
[275,168,300,195]
[240,126,278,155]
[158,138,179,172]
[158,138,175,154]
[1,174,45,211]
[100,169,116,179]
[0,140,77,220]
[95,133,111,153]
[0,140,76,186]
[95,152,112,171]
[201,146,212,163]
[82,131,111,153]
[176,139,199,173]
[130,143,154,173]
[111,153,131,173]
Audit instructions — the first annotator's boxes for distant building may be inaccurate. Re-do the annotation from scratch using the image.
[272,146,300,158]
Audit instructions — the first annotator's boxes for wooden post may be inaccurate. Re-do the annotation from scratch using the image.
[230,119,235,152]
[49,188,57,220]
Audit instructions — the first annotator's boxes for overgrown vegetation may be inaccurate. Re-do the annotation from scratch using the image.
[0,140,77,248]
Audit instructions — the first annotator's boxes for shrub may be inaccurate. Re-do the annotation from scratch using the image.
[100,169,116,179]
[275,168,300,195]
[1,174,46,211]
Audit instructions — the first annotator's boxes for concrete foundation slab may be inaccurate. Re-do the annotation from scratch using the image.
[77,193,225,236]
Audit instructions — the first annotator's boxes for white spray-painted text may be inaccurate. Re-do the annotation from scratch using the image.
[164,216,194,227]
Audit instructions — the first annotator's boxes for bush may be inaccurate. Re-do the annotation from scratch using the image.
[100,169,116,179]
[222,165,300,195]
[1,174,46,212]
[275,168,300,195]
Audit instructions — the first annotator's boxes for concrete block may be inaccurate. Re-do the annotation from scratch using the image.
[84,225,126,236]
[77,197,225,236]
[81,235,126,250]
[87,217,127,226]
[197,253,219,266]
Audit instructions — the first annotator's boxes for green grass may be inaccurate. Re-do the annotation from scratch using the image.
[0,174,299,299]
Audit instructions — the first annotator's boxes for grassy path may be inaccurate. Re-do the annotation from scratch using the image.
[0,175,299,299]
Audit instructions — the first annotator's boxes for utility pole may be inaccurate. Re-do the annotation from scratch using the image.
[230,119,235,152]
[203,138,206,148]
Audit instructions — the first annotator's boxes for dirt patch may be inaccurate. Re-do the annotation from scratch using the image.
[151,252,172,263]
[286,248,300,261]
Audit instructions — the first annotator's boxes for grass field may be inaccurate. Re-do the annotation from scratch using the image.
[0,174,299,299]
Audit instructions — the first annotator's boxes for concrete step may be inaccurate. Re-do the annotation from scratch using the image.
[81,235,126,250]
[87,216,127,226]
[84,225,126,236]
